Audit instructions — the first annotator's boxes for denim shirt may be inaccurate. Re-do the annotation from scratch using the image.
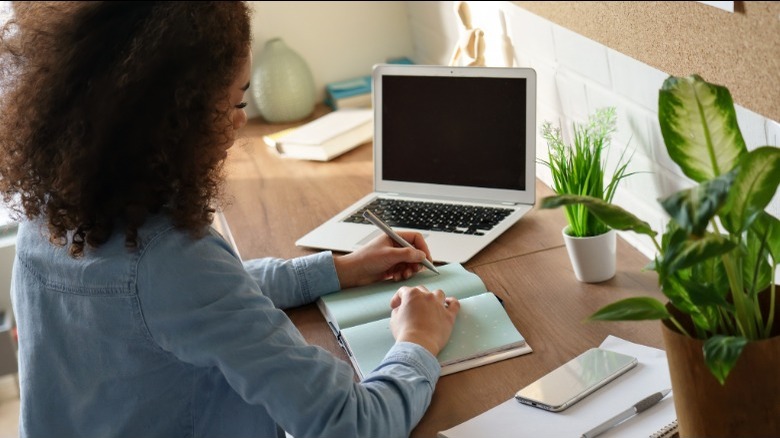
[11,216,440,438]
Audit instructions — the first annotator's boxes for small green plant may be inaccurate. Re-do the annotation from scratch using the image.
[539,107,634,237]
[541,75,780,384]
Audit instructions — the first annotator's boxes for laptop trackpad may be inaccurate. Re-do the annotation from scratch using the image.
[356,230,383,246]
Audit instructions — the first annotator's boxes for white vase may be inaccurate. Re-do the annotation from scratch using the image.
[561,227,616,283]
[251,38,316,123]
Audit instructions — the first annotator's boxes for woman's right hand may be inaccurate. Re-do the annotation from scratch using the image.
[389,285,460,356]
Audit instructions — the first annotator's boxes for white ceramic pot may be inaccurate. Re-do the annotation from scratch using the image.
[561,227,616,283]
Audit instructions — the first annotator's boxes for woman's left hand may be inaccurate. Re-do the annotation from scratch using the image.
[333,231,435,288]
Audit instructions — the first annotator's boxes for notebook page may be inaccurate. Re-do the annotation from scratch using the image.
[341,292,525,376]
[320,263,486,330]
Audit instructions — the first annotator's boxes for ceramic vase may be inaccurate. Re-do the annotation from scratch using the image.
[561,227,616,283]
[251,38,316,123]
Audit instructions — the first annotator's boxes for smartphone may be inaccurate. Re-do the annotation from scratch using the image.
[514,348,637,412]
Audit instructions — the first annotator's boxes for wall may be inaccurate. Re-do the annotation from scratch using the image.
[407,1,780,262]
[513,1,780,123]
[246,1,415,120]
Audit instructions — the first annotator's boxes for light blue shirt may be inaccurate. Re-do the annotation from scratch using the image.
[12,216,440,438]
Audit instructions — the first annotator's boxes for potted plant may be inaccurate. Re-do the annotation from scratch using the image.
[541,75,780,437]
[538,107,634,282]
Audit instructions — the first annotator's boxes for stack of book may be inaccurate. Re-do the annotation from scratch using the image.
[324,57,415,111]
[262,109,373,162]
[324,75,372,111]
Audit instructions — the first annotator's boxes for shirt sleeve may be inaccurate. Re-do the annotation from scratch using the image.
[136,228,440,438]
[241,251,341,309]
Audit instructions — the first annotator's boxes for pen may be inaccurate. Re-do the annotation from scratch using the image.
[581,388,672,438]
[362,209,440,275]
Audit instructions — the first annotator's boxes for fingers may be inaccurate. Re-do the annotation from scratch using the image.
[389,285,459,356]
[444,296,460,313]
[394,231,432,260]
[390,286,423,310]
[392,285,455,309]
[390,289,403,309]
[368,231,434,282]
[386,246,426,282]
[433,289,460,312]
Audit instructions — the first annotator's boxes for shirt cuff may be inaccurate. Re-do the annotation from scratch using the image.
[382,341,441,386]
[291,251,341,300]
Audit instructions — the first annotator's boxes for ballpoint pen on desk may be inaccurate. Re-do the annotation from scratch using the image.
[362,210,440,275]
[581,388,672,438]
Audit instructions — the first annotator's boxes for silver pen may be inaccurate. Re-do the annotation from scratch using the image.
[362,210,440,275]
[581,388,672,438]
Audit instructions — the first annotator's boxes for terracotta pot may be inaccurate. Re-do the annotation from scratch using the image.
[661,295,780,437]
[561,227,616,283]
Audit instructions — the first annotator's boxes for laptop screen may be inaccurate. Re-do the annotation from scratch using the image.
[382,75,527,191]
[374,65,536,205]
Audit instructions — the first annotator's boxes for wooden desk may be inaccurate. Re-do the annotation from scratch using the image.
[224,114,666,437]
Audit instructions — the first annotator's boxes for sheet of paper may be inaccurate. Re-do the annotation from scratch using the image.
[438,336,676,438]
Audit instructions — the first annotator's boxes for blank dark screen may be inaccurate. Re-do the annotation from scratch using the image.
[382,75,527,190]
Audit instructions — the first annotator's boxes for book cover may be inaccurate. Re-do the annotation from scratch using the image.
[324,75,372,110]
[318,263,532,379]
[262,126,300,150]
[325,92,371,111]
[276,109,373,161]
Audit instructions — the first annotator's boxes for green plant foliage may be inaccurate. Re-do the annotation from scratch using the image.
[540,75,780,384]
[538,107,634,237]
[704,335,748,385]
[588,297,671,321]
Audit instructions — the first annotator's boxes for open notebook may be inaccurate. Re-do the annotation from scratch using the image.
[317,263,532,379]
[296,64,537,264]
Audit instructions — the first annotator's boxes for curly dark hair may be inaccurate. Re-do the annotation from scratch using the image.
[0,1,251,256]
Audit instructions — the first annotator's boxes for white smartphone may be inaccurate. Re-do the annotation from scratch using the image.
[514,348,637,412]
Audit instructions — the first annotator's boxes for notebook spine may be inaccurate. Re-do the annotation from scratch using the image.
[650,419,678,438]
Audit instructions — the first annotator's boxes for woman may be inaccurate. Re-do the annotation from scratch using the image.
[0,2,459,437]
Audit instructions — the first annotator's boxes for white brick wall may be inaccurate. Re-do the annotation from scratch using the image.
[407,1,780,263]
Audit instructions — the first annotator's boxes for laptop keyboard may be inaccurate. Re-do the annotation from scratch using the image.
[342,198,514,236]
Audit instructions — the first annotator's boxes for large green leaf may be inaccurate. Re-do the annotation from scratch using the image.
[751,212,780,264]
[662,232,736,274]
[743,230,773,295]
[588,297,670,321]
[703,335,748,385]
[689,255,729,301]
[722,146,780,234]
[679,275,731,308]
[660,171,734,236]
[658,75,747,182]
[661,274,714,334]
[540,195,656,237]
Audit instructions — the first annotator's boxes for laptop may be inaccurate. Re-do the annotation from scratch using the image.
[296,64,537,263]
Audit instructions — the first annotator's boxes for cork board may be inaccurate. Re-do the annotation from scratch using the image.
[512,1,780,122]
